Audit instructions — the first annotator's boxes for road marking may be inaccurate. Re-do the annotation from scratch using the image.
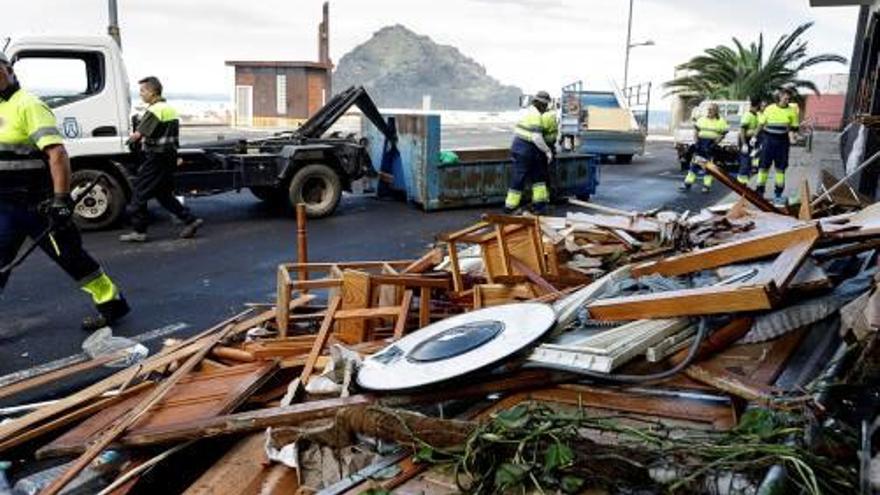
[0,322,190,389]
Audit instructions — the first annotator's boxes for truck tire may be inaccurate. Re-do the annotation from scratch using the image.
[288,164,342,219]
[615,154,633,164]
[71,169,127,231]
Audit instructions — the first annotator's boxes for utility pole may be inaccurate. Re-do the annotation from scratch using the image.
[108,0,121,48]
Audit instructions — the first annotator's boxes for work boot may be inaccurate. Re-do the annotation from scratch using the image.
[82,295,130,332]
[773,195,787,207]
[502,206,519,215]
[179,218,204,239]
[119,231,148,243]
[755,185,765,197]
[678,183,691,192]
[531,203,548,215]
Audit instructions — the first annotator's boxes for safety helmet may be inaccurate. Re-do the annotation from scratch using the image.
[533,91,551,105]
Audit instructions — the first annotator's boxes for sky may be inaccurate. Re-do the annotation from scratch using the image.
[3,0,862,108]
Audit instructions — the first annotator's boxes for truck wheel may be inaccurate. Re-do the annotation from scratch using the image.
[249,186,282,204]
[616,154,633,164]
[71,169,127,231]
[288,164,342,218]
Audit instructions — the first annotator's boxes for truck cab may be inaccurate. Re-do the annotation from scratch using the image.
[7,36,134,229]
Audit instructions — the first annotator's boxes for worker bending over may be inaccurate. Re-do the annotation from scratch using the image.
[0,52,129,330]
[505,91,558,215]
[680,103,728,193]
[756,88,799,205]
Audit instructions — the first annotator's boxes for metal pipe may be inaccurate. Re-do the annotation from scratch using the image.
[811,149,880,208]
[623,0,634,90]
[107,0,121,48]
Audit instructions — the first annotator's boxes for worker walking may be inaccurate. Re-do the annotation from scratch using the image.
[505,91,557,215]
[120,76,203,242]
[756,88,799,205]
[679,103,728,193]
[736,98,762,185]
[0,52,129,331]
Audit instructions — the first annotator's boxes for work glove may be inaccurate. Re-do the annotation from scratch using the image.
[740,144,749,154]
[43,193,75,226]
[545,151,554,164]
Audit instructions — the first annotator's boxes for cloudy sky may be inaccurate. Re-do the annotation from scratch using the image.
[4,0,860,106]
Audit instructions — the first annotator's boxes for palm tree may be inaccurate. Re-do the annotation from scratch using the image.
[664,23,847,102]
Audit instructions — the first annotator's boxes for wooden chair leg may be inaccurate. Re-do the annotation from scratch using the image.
[393,290,414,340]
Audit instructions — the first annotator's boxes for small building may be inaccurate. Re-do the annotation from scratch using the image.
[226,2,332,128]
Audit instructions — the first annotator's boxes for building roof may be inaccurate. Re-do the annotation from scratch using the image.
[225,60,332,70]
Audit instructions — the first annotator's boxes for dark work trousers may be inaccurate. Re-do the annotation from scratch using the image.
[760,133,790,172]
[130,151,194,233]
[687,139,719,175]
[0,197,101,289]
[509,137,549,200]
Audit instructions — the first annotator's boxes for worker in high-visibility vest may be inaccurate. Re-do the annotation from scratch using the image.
[679,103,728,193]
[505,91,556,214]
[736,98,762,185]
[0,52,129,331]
[756,88,799,205]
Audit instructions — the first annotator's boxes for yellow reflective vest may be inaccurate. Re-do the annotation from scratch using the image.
[0,85,63,172]
[514,106,557,146]
[695,116,729,140]
[138,99,180,152]
[740,111,759,138]
[759,103,799,135]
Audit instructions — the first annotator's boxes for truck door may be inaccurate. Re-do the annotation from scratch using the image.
[10,44,129,158]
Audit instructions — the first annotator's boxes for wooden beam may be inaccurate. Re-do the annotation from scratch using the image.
[447,241,463,293]
[798,179,813,220]
[438,221,490,242]
[481,213,538,226]
[704,162,783,213]
[334,306,402,320]
[0,351,126,402]
[288,278,343,290]
[587,284,775,320]
[369,274,451,289]
[765,237,817,291]
[298,296,342,389]
[632,224,820,278]
[568,197,638,217]
[393,290,414,340]
[402,248,444,274]
[418,287,431,328]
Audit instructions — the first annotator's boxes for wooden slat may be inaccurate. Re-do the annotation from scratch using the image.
[393,290,414,340]
[275,266,292,335]
[0,351,125,402]
[299,296,342,388]
[334,306,401,320]
[704,162,783,213]
[369,274,451,289]
[447,241,463,293]
[418,287,431,328]
[438,221,490,242]
[338,270,372,344]
[588,284,775,320]
[766,238,817,290]
[798,179,813,220]
[402,248,444,274]
[632,224,820,278]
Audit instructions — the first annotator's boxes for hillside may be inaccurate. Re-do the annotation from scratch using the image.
[333,25,522,111]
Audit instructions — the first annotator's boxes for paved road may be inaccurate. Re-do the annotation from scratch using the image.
[0,137,726,395]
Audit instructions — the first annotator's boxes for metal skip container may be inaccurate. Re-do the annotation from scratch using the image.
[362,113,600,211]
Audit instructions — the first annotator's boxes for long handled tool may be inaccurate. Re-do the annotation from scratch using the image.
[0,174,106,276]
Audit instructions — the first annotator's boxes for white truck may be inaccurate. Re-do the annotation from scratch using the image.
[5,35,395,229]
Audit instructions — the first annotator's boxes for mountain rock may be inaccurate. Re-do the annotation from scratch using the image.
[333,24,522,111]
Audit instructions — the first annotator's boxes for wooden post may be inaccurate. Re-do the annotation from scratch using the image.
[296,204,309,292]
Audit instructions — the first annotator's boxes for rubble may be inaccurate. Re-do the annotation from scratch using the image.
[1,180,879,494]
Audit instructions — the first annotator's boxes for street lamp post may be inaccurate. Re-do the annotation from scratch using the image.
[623,0,653,90]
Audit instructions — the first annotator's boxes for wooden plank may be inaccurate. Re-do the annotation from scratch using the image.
[39,362,277,457]
[482,227,543,279]
[334,306,401,320]
[568,197,637,217]
[509,256,560,296]
[393,290,414,340]
[288,278,343,290]
[41,322,242,495]
[532,385,737,430]
[299,296,342,388]
[567,211,661,234]
[338,270,372,344]
[632,224,820,278]
[369,274,451,289]
[0,383,152,453]
[447,241,463,293]
[588,284,775,320]
[182,433,272,495]
[419,287,431,328]
[280,261,414,270]
[495,224,512,276]
[275,266,292,336]
[402,248,444,274]
[798,179,813,220]
[438,221,490,242]
[609,229,642,251]
[704,161,782,213]
[765,237,817,291]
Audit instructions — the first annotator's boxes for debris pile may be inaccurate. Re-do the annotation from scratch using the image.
[1,181,879,494]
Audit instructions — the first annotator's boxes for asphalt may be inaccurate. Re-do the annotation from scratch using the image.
[0,136,727,399]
